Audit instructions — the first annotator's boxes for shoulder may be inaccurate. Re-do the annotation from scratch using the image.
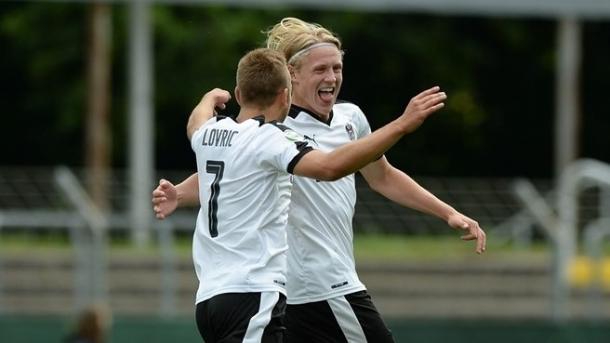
[262,121,305,142]
[264,120,292,132]
[202,115,235,128]
[333,100,367,122]
[334,99,363,114]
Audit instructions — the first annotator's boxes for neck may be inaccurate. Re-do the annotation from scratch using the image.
[236,107,281,123]
[292,101,331,122]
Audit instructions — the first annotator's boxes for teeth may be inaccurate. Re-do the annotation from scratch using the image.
[319,87,334,93]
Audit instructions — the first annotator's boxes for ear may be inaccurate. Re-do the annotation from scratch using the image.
[234,86,242,106]
[287,64,298,83]
[280,87,290,108]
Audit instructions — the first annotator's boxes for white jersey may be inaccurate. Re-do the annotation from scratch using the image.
[284,102,373,304]
[190,115,312,304]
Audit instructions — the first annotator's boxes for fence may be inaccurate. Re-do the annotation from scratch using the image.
[0,164,609,320]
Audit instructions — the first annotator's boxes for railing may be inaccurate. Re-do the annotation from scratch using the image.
[512,159,610,320]
[1,163,608,318]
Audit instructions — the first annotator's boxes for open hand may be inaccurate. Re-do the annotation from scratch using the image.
[152,179,178,220]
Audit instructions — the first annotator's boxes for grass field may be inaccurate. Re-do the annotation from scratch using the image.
[0,230,552,263]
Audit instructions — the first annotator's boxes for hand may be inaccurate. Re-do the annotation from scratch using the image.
[398,86,446,133]
[152,179,178,220]
[187,88,232,139]
[448,212,486,254]
[203,88,231,111]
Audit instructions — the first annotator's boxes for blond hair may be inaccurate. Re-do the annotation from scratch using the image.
[236,48,290,108]
[264,17,342,67]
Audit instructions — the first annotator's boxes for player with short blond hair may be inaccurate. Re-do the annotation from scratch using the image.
[182,46,447,343]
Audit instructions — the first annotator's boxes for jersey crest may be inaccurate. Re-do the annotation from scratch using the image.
[345,123,355,141]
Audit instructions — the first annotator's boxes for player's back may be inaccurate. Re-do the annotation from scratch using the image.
[189,115,308,304]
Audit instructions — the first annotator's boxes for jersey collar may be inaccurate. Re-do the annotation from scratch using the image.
[288,105,333,126]
[252,115,266,126]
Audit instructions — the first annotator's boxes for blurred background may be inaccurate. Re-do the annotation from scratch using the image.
[1,0,610,342]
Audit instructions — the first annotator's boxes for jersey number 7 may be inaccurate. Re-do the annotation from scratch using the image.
[206,160,224,237]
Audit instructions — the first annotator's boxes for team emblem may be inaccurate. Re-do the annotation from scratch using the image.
[345,123,355,140]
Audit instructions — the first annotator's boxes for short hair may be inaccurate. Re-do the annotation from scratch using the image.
[236,48,290,108]
[264,17,342,68]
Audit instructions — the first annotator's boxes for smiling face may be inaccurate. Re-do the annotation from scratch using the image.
[290,45,343,121]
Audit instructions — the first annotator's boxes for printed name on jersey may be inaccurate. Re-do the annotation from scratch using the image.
[201,128,239,147]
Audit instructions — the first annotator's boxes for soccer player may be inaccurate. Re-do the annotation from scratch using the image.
[181,47,446,343]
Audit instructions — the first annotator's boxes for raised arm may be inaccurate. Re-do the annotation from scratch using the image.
[293,86,445,181]
[186,88,231,139]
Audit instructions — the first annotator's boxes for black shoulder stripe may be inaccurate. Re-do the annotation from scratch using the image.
[265,120,293,132]
[287,147,314,174]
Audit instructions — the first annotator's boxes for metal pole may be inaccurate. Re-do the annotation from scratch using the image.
[157,220,177,317]
[128,1,154,247]
[554,17,582,180]
[86,2,112,211]
[55,167,108,307]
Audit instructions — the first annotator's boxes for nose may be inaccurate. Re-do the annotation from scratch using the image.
[324,69,336,82]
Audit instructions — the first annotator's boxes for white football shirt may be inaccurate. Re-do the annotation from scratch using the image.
[283,102,373,304]
[190,115,312,304]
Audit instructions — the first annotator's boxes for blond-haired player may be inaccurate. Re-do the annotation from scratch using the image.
[154,18,482,343]
[181,46,446,343]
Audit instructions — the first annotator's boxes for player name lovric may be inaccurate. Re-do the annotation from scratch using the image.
[201,128,239,147]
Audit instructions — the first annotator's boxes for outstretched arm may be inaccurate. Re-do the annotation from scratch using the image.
[360,157,486,254]
[293,86,446,180]
[152,173,200,219]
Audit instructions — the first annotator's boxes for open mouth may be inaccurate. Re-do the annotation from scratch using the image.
[318,87,335,102]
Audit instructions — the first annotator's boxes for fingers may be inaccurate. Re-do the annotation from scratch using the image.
[152,185,167,204]
[461,228,486,254]
[153,179,169,219]
[152,203,165,219]
[152,196,167,205]
[159,178,172,189]
[407,88,446,119]
[478,228,487,254]
[457,219,486,254]
[422,92,447,108]
[416,86,441,98]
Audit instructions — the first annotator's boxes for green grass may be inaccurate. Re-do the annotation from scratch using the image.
[353,233,551,263]
[0,231,552,262]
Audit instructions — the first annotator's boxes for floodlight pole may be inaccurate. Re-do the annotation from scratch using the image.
[128,0,154,247]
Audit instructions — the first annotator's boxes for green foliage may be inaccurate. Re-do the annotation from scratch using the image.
[1,3,88,165]
[1,3,609,177]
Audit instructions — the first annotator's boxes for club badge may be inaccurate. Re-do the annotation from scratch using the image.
[345,123,355,141]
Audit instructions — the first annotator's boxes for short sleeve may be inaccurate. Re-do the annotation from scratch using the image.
[351,105,372,140]
[190,118,215,152]
[255,123,313,174]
